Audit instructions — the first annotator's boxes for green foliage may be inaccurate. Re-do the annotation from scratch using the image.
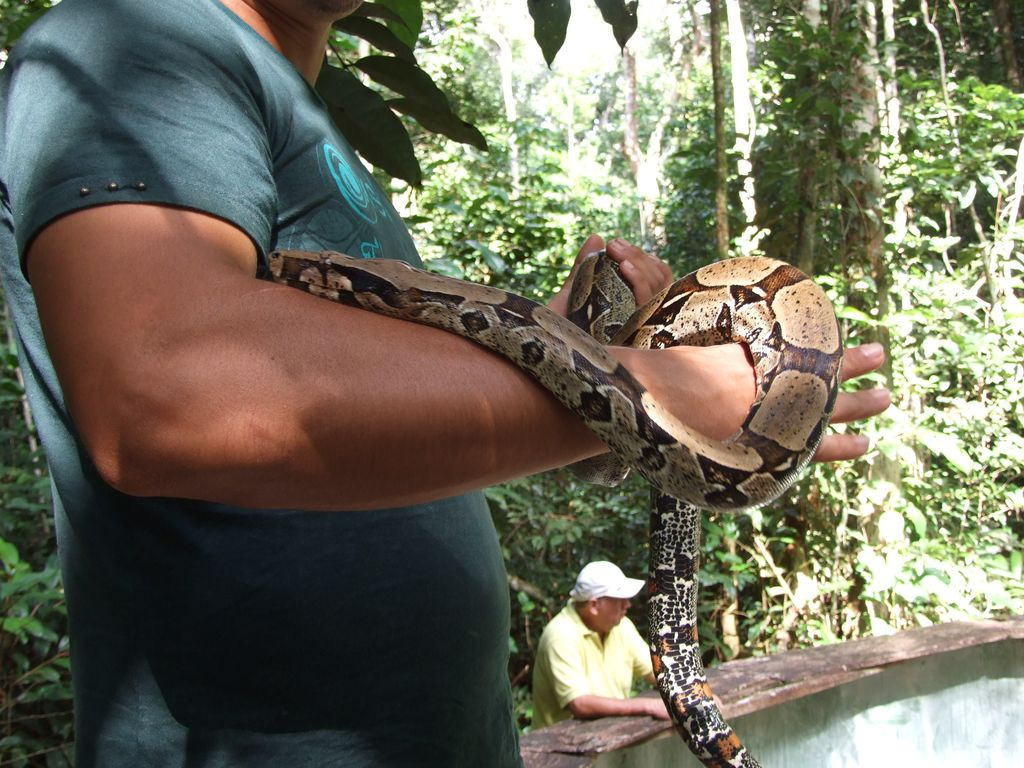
[716,4,1024,654]
[660,71,720,273]
[321,2,488,186]
[409,138,583,296]
[0,542,72,767]
[404,3,639,294]
[0,0,52,51]
[1,299,72,765]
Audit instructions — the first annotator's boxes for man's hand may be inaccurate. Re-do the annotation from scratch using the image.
[551,236,889,463]
[813,343,891,461]
[601,236,673,307]
[613,342,890,462]
[549,235,673,317]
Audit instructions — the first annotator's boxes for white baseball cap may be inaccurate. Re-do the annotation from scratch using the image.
[569,561,646,601]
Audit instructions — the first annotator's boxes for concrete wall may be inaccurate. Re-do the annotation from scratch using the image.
[593,639,1023,768]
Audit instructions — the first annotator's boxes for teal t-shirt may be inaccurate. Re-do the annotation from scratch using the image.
[0,1,520,766]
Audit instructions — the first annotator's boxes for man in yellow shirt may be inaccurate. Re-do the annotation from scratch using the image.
[532,561,670,727]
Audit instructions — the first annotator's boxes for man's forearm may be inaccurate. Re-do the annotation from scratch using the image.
[567,693,668,720]
[136,285,609,509]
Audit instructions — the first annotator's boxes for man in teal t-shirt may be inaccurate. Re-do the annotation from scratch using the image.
[0,1,528,765]
[0,1,678,764]
[0,1,889,766]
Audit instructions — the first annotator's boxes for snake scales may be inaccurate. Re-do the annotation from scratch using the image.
[268,248,843,768]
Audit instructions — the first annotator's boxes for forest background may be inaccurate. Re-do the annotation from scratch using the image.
[1,0,1021,764]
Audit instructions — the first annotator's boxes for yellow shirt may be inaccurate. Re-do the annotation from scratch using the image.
[531,602,653,728]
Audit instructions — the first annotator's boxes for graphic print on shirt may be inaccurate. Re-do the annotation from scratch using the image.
[320,140,390,259]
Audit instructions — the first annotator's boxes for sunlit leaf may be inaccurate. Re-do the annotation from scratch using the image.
[916,429,978,474]
[350,2,408,26]
[527,0,571,66]
[836,305,876,325]
[334,16,416,63]
[372,0,422,49]
[593,0,638,50]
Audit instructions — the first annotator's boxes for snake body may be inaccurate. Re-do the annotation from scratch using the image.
[267,249,843,767]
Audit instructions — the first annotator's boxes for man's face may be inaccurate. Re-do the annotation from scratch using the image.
[591,596,631,634]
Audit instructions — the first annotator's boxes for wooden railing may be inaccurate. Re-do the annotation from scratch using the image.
[520,616,1024,767]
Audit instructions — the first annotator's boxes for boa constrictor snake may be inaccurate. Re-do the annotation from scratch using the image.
[267,248,843,768]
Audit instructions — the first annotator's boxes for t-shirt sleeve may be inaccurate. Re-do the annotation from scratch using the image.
[2,1,276,269]
[543,629,594,708]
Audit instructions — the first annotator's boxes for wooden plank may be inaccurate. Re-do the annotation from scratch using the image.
[523,715,669,754]
[518,750,595,768]
[520,616,1024,766]
[710,616,1024,718]
[722,667,883,719]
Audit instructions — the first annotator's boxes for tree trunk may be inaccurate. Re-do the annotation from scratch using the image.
[622,45,656,242]
[841,0,900,525]
[794,0,823,274]
[993,0,1022,91]
[486,24,522,195]
[709,0,730,259]
[880,0,912,351]
[726,0,760,255]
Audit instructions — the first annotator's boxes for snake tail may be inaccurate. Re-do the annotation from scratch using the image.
[649,493,762,768]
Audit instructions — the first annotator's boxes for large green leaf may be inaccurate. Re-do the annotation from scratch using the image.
[315,65,422,186]
[389,98,488,151]
[354,56,486,150]
[354,55,449,110]
[326,4,486,180]
[593,0,638,50]
[372,0,423,49]
[527,0,571,66]
[349,2,408,26]
[334,16,417,63]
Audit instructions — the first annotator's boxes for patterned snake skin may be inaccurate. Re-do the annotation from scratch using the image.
[267,249,843,767]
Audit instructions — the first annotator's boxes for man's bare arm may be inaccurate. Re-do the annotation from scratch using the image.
[567,693,670,721]
[27,205,888,510]
[27,205,625,509]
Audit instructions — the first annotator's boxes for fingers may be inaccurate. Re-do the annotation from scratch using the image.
[648,697,672,720]
[840,342,886,381]
[831,343,891,425]
[812,342,892,462]
[813,433,872,463]
[605,238,673,306]
[549,234,671,315]
[813,388,890,459]
[576,234,606,263]
[829,386,891,426]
